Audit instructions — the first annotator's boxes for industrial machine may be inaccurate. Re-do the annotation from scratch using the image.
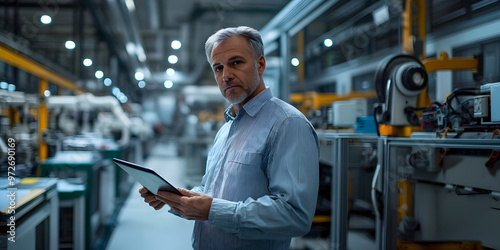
[373,54,428,136]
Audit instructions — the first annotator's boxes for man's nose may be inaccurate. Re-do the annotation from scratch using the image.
[222,68,234,82]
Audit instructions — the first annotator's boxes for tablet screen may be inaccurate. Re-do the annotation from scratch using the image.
[113,158,182,196]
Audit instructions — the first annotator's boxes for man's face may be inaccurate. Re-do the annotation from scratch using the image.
[210,35,265,107]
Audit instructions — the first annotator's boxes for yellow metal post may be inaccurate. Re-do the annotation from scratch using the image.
[38,78,49,173]
[415,0,430,109]
[297,30,305,84]
[402,0,413,55]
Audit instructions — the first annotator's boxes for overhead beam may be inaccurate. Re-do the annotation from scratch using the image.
[0,42,86,93]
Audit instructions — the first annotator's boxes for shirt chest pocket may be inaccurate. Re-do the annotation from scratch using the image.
[225,150,264,175]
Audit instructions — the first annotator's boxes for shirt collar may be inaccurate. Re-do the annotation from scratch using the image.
[224,87,273,122]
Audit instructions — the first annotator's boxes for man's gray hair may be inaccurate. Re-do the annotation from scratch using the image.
[205,26,264,64]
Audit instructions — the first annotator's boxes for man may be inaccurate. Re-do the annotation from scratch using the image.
[140,26,319,249]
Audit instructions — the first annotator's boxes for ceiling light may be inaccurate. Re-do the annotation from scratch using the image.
[44,90,51,97]
[171,40,181,50]
[112,87,121,96]
[168,55,178,64]
[95,70,104,79]
[83,58,93,67]
[137,47,147,62]
[126,42,136,54]
[40,15,52,24]
[373,5,389,26]
[135,72,144,81]
[125,0,135,11]
[138,81,146,88]
[7,84,16,92]
[104,78,112,86]
[0,82,7,89]
[324,38,333,47]
[291,58,299,67]
[166,68,175,76]
[164,80,173,89]
[119,95,128,103]
[65,40,76,50]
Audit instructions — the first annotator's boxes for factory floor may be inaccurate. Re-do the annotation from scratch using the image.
[106,141,195,250]
[106,141,376,250]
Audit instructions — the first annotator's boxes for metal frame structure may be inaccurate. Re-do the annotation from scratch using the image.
[318,132,380,250]
[381,137,500,250]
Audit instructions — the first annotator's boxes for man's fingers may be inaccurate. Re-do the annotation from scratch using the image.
[157,190,184,201]
[156,195,181,207]
[139,187,150,194]
[153,202,166,210]
[177,188,194,196]
[143,194,157,203]
[148,200,162,208]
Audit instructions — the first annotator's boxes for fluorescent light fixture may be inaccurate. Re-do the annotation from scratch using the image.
[138,81,146,88]
[44,90,51,97]
[164,80,173,89]
[324,38,333,47]
[0,82,7,89]
[166,68,175,76]
[135,72,144,81]
[373,5,389,26]
[104,78,112,86]
[171,40,181,50]
[40,15,52,24]
[95,70,104,79]
[291,58,299,67]
[83,58,93,67]
[65,40,76,50]
[125,0,135,11]
[168,55,178,64]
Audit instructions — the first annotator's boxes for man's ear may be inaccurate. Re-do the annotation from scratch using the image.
[257,55,266,75]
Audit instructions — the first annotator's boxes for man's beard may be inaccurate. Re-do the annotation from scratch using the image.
[224,65,260,105]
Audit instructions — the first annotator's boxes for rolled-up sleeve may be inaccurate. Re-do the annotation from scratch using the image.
[208,117,319,239]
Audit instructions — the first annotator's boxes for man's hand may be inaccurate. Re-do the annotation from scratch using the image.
[139,187,167,210]
[139,187,213,221]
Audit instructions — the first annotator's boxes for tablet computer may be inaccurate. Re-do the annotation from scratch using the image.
[113,158,182,196]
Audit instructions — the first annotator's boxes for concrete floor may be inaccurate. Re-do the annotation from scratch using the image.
[106,142,195,250]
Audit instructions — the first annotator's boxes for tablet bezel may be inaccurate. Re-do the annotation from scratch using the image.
[112,158,182,196]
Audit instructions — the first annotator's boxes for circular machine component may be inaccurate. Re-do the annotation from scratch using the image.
[374,54,427,103]
[395,62,428,96]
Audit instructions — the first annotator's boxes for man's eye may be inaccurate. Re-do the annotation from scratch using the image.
[232,61,242,65]
[214,66,222,72]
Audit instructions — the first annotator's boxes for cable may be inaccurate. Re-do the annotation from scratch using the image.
[486,129,500,168]
[371,163,382,219]
[374,105,382,137]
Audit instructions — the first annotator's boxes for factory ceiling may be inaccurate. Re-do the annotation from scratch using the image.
[0,0,289,101]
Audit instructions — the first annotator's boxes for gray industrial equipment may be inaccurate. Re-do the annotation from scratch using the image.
[374,54,428,127]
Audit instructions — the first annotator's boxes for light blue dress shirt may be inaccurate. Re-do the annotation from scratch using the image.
[191,88,319,250]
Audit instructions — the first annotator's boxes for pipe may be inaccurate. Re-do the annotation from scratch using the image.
[79,93,131,146]
[47,93,131,146]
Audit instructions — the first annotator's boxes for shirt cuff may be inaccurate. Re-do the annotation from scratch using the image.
[208,198,238,233]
